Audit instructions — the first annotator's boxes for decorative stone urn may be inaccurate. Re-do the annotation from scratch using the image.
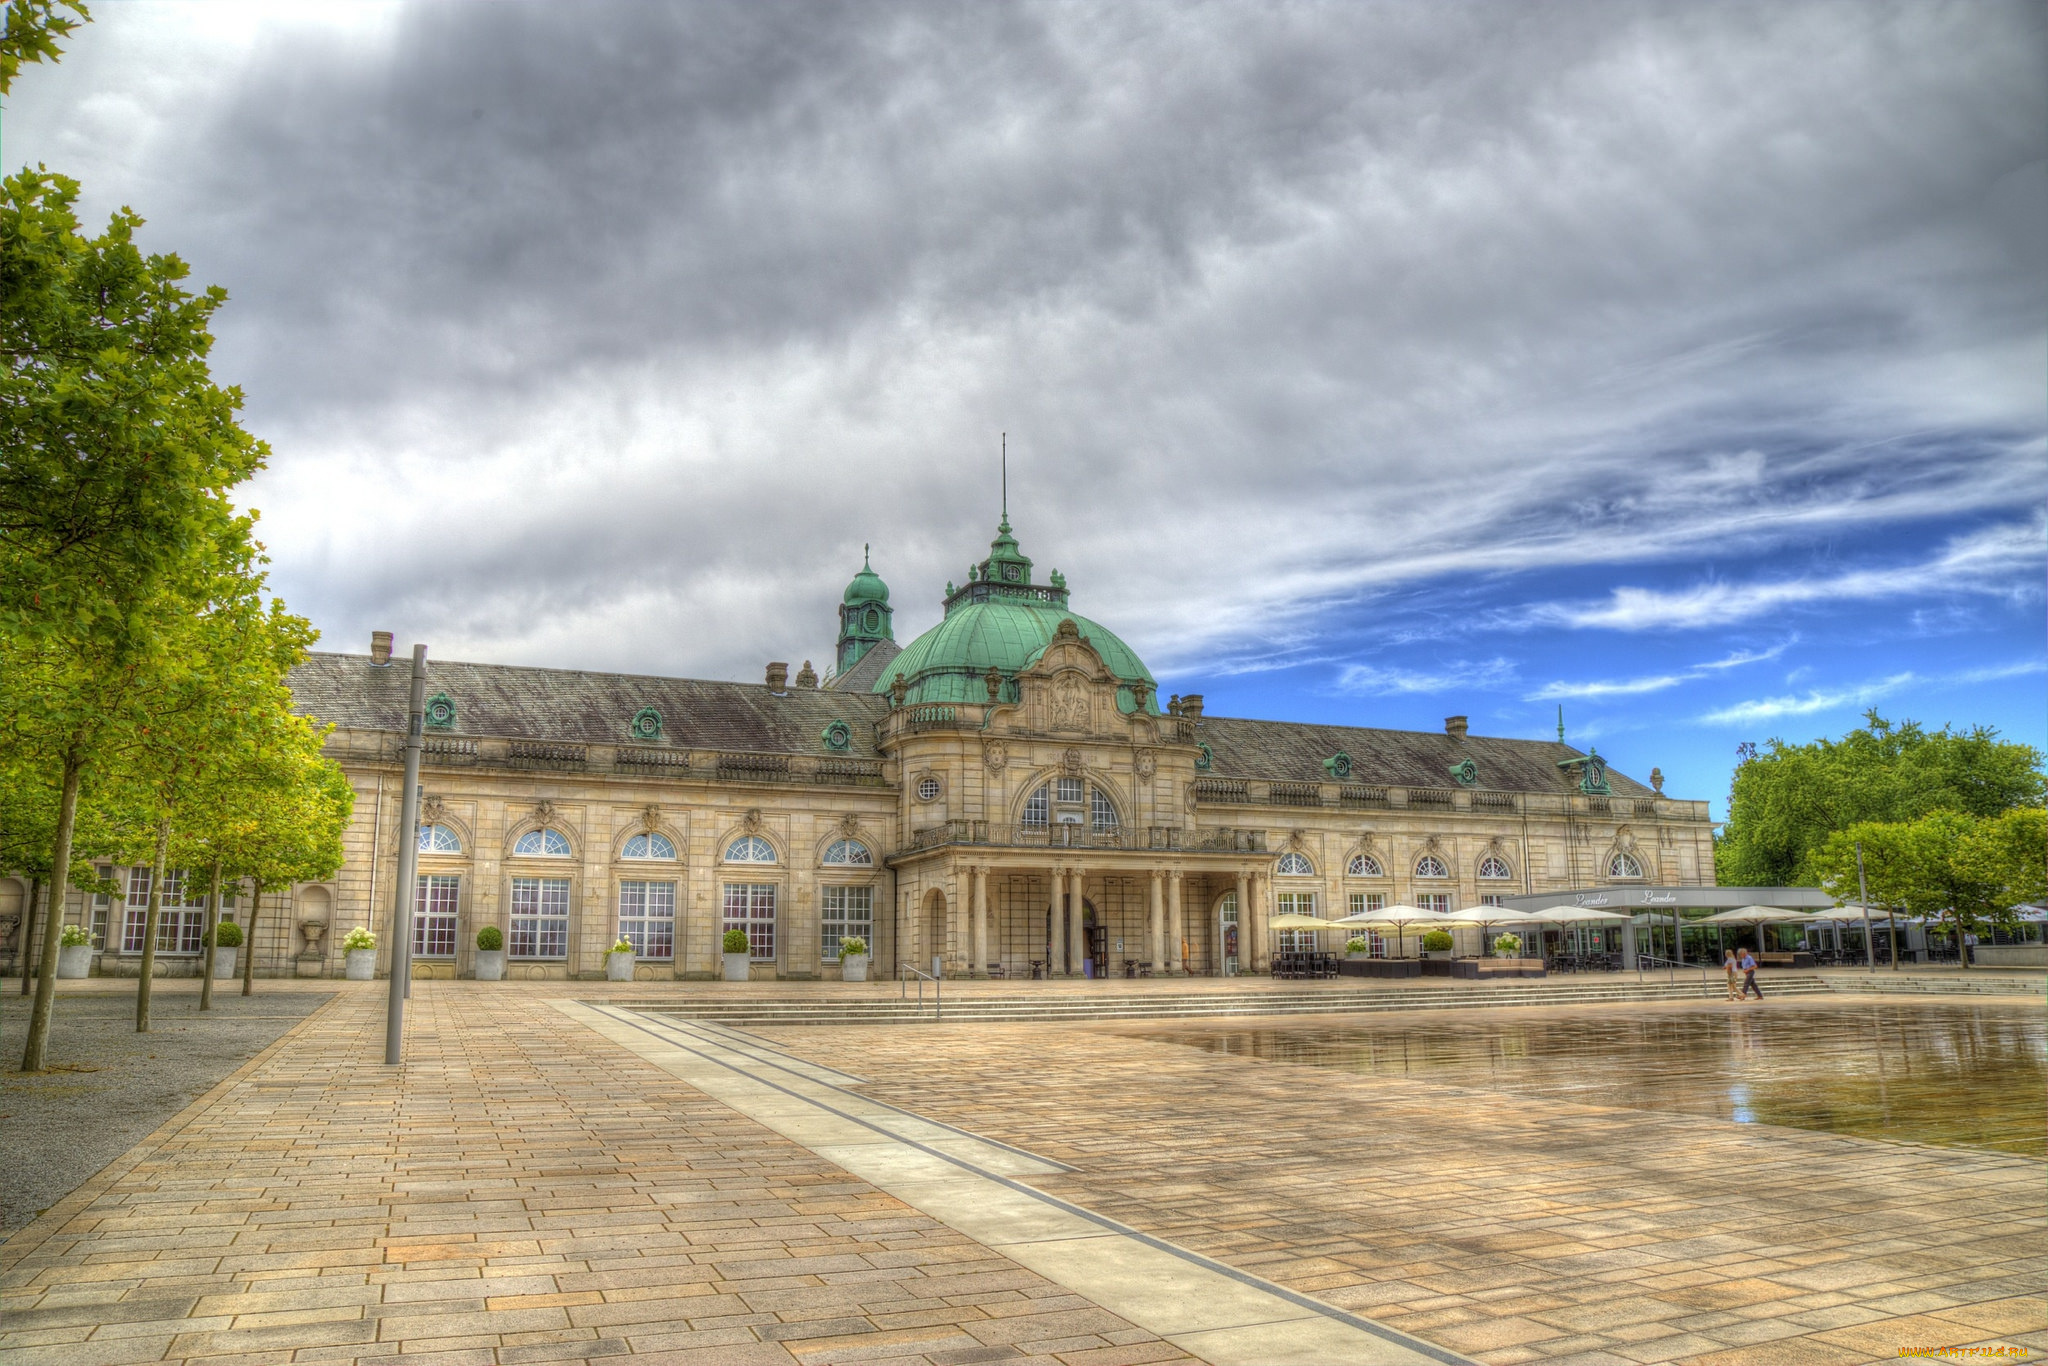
[474,949,506,981]
[56,942,93,978]
[299,920,327,956]
[841,953,870,983]
[344,948,376,981]
[213,947,239,979]
[606,949,636,982]
[724,951,751,982]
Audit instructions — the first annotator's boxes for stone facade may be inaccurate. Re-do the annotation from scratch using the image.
[2,524,1715,981]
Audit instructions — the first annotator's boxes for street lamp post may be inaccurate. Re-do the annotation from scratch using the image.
[384,644,427,1065]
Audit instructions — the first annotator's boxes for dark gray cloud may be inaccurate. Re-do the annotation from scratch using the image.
[8,0,2043,682]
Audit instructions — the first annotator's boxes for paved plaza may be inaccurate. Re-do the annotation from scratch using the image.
[2,980,2043,1366]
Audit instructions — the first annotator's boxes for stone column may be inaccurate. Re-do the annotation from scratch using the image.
[1047,865,1063,976]
[971,865,988,977]
[1166,870,1184,975]
[1148,869,1165,974]
[1067,868,1086,976]
[1233,869,1250,976]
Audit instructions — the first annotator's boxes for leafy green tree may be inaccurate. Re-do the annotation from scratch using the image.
[1719,711,2044,887]
[1815,809,2044,969]
[2,164,270,1069]
[0,0,87,95]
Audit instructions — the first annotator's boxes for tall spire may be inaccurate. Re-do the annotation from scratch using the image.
[999,432,1009,532]
[1557,705,1565,742]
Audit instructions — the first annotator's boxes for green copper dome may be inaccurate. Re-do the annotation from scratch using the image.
[872,519,1159,714]
[843,545,889,605]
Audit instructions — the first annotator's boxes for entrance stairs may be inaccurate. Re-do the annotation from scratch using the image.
[617,973,1838,1027]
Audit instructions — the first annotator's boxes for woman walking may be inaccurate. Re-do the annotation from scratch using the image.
[1723,948,1742,1002]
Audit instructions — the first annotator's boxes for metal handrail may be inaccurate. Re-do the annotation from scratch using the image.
[898,961,941,1020]
[1635,953,1712,986]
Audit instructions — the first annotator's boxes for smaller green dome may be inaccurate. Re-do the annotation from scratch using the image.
[843,545,889,606]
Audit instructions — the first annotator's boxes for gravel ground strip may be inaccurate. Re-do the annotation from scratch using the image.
[0,985,335,1232]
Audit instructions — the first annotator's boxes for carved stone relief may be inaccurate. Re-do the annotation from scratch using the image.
[1051,674,1089,731]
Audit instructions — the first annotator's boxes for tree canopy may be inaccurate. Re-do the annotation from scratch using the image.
[1717,711,2044,888]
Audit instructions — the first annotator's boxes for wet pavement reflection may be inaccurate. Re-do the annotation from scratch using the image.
[1131,1001,2047,1155]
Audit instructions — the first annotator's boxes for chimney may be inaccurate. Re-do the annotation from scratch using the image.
[765,661,789,694]
[370,631,393,666]
[1180,694,1204,719]
[1445,715,1468,740]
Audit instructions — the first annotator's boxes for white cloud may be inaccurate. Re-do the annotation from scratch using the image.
[1524,517,2046,634]
[1527,674,1687,701]
[1699,673,1916,726]
[1336,658,1517,696]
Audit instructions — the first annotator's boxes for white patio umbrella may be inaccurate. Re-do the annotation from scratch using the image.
[1329,903,1471,956]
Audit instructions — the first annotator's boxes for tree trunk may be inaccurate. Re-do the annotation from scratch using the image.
[20,753,84,1073]
[242,881,261,996]
[199,860,221,1010]
[18,876,42,996]
[136,818,171,1033]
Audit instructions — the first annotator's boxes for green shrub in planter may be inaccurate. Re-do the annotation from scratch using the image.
[208,921,243,948]
[59,923,92,948]
[722,928,750,954]
[1344,937,1369,954]
[838,936,868,960]
[1420,929,1454,952]
[608,937,634,955]
[342,926,377,951]
[476,925,502,951]
[1492,932,1522,957]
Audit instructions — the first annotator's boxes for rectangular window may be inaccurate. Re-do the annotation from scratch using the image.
[413,874,460,957]
[618,880,676,960]
[1479,894,1504,907]
[1347,893,1387,957]
[509,877,570,959]
[820,885,873,960]
[1056,776,1083,804]
[1418,893,1451,914]
[121,867,151,952]
[723,883,777,960]
[1276,890,1318,953]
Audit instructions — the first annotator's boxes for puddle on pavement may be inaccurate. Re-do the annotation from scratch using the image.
[1129,1002,2047,1155]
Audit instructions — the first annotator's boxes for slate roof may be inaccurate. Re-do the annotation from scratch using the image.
[826,639,901,693]
[1196,715,1658,797]
[289,653,889,758]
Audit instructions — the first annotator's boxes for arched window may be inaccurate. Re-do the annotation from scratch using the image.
[1347,853,1384,877]
[622,832,677,860]
[1478,855,1512,881]
[724,835,776,864]
[822,839,873,866]
[1275,851,1315,876]
[514,828,572,857]
[1414,854,1449,879]
[1022,785,1049,828]
[418,825,462,854]
[1090,786,1119,833]
[1608,851,1644,879]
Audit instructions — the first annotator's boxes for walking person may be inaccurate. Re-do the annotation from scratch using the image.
[1723,948,1742,1002]
[1739,946,1764,1000]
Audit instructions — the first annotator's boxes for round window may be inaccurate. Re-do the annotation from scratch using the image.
[863,606,880,632]
[916,777,940,801]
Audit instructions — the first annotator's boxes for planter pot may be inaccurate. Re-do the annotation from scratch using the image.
[723,952,752,982]
[212,946,238,979]
[56,943,92,978]
[840,954,870,983]
[344,948,377,981]
[474,949,506,981]
[1421,949,1452,960]
[606,952,636,982]
[1344,951,1370,961]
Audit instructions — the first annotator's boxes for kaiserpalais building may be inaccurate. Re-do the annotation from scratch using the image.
[9,517,1718,982]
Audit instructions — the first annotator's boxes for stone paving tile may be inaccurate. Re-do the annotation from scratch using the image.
[2,986,1202,1366]
[760,1002,2047,1366]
